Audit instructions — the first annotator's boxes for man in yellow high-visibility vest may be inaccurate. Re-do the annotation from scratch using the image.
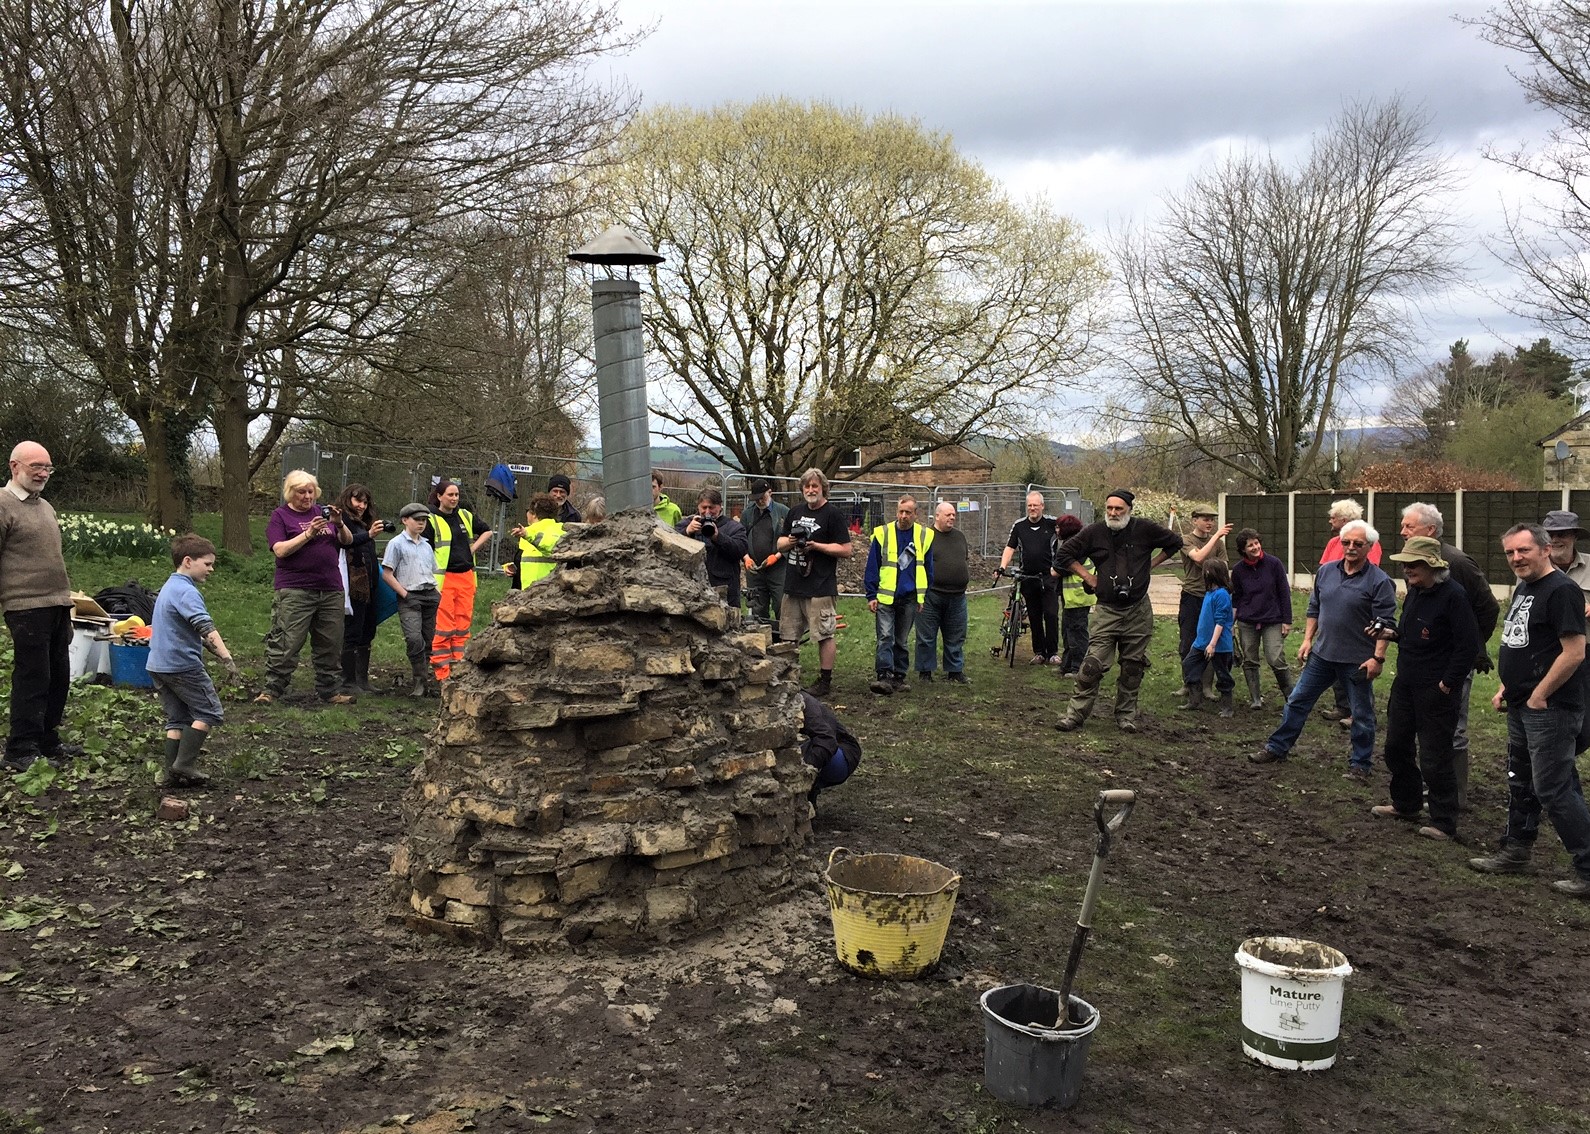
[864,495,933,695]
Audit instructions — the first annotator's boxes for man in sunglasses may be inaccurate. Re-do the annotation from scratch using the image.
[1252,519,1395,781]
[1,441,82,772]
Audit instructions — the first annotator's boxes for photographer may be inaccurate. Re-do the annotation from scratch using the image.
[778,468,854,699]
[1368,537,1479,842]
[256,469,355,705]
[1053,489,1182,733]
[677,488,748,606]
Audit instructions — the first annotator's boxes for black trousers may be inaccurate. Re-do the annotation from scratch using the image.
[1383,678,1461,835]
[5,605,72,757]
[1020,576,1059,659]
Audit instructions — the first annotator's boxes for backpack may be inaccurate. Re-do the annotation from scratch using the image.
[93,580,159,623]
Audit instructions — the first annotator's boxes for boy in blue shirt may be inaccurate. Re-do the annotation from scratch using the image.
[1178,558,1236,717]
[146,534,238,788]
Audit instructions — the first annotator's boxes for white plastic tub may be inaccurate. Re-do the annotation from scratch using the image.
[1235,936,1352,1071]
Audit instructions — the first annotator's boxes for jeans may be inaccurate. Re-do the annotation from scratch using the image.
[1059,607,1090,673]
[873,598,918,676]
[1264,653,1376,769]
[1501,704,1590,878]
[1383,679,1461,834]
[915,590,968,675]
[4,605,71,757]
[744,568,785,640]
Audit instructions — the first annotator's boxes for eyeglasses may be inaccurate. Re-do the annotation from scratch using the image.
[23,463,54,473]
[1340,539,1368,548]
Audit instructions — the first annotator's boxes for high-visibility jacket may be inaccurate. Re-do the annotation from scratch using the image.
[1061,571,1097,611]
[514,519,565,587]
[428,508,477,586]
[871,521,933,602]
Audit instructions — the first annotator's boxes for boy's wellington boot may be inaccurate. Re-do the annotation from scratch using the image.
[1217,692,1235,718]
[160,736,181,785]
[168,727,210,788]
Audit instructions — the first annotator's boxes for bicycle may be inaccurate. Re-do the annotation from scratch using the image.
[991,568,1032,667]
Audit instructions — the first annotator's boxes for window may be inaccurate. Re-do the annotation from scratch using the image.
[910,450,933,468]
[840,448,862,469]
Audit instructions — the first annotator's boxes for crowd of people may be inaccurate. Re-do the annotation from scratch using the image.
[2,440,1588,896]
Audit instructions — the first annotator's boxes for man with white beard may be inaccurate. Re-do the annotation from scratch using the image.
[1053,490,1183,733]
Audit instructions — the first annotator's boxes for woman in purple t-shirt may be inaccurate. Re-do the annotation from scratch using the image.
[255,470,356,705]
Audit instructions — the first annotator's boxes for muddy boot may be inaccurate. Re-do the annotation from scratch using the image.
[1217,692,1234,718]
[340,645,358,695]
[1245,670,1263,710]
[1202,666,1219,701]
[159,734,181,785]
[167,726,211,789]
[1176,685,1200,711]
[1273,666,1294,703]
[1113,660,1146,729]
[409,666,429,698]
[356,647,372,694]
[1453,746,1471,811]
[1468,843,1530,874]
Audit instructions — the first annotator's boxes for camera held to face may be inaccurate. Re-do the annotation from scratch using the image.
[695,514,717,539]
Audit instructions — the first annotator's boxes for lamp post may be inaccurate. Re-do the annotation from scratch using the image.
[569,226,664,515]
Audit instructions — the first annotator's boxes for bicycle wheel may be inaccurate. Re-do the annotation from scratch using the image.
[1003,593,1020,667]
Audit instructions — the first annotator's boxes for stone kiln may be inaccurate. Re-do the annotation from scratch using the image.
[392,511,814,950]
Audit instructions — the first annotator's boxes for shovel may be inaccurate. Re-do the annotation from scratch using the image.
[1053,788,1136,1028]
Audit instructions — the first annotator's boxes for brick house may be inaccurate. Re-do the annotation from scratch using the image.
[831,438,995,488]
[1541,411,1590,489]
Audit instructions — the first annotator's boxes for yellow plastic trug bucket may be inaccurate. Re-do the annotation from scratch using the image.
[823,847,961,979]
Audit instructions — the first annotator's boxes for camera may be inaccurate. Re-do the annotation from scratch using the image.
[1368,616,1394,637]
[792,528,810,546]
[695,514,717,539]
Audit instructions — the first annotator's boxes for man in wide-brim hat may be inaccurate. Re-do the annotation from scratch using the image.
[1367,536,1479,843]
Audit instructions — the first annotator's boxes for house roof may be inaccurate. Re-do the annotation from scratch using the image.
[1540,409,1590,446]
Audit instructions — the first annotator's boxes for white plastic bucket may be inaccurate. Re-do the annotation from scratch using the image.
[69,622,110,681]
[1235,936,1352,1071]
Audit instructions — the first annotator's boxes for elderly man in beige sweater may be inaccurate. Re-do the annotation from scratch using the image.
[0,440,80,771]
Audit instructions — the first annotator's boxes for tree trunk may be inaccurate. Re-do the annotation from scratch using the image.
[216,384,255,554]
[139,409,192,531]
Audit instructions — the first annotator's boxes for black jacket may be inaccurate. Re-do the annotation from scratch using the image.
[1054,517,1183,607]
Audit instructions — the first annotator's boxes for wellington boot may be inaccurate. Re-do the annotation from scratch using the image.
[409,679,428,698]
[167,726,210,788]
[356,648,372,694]
[1217,692,1234,718]
[340,646,359,696]
[1176,686,1199,711]
[1245,670,1264,710]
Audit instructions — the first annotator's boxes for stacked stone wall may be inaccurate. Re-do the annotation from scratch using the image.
[393,512,815,950]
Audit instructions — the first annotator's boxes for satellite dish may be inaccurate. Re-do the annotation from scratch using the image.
[1556,439,1572,462]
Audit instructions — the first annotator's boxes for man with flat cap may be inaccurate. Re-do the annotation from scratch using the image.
[1178,503,1232,701]
[1053,489,1183,733]
[1368,537,1479,843]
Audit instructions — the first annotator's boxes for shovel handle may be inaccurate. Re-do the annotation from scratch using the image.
[1096,789,1136,836]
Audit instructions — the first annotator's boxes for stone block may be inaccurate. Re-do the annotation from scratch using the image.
[707,751,777,782]
[500,873,557,906]
[582,713,678,749]
[442,900,493,928]
[553,641,636,673]
[725,628,770,655]
[650,833,735,871]
[632,821,692,857]
[558,822,633,865]
[591,794,667,824]
[651,525,708,569]
[448,795,527,828]
[698,655,737,681]
[441,717,483,746]
[558,694,642,720]
[409,888,444,918]
[658,764,702,789]
[643,648,695,676]
[433,872,493,904]
[464,625,526,666]
[498,917,569,950]
[496,700,562,731]
[558,857,619,903]
[619,584,691,616]
[389,842,411,876]
[644,887,697,925]
[743,659,780,684]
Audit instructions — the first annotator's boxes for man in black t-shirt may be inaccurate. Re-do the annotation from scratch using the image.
[998,491,1059,663]
[1469,523,1590,897]
[778,468,853,698]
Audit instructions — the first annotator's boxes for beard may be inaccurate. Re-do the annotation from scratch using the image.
[1104,514,1128,532]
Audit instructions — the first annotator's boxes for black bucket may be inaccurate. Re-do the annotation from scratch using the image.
[980,983,1099,1109]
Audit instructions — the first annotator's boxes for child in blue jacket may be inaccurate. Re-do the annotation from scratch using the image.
[1179,558,1236,717]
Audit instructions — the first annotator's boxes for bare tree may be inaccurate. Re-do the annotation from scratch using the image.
[1473,2,1590,357]
[610,100,1108,479]
[0,0,634,547]
[1111,99,1460,491]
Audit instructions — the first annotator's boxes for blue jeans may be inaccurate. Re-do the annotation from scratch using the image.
[1502,704,1590,878]
[1263,653,1376,770]
[915,591,968,675]
[873,599,918,676]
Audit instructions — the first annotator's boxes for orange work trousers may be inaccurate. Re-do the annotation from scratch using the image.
[430,569,478,680]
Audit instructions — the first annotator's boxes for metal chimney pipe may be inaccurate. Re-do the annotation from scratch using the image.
[591,279,651,514]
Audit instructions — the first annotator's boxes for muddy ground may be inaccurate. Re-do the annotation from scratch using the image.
[3,611,1589,1134]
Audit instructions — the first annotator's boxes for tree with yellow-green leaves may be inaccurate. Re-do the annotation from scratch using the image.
[610,100,1108,479]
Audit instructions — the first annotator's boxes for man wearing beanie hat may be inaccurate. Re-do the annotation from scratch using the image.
[1053,489,1183,733]
[547,474,582,524]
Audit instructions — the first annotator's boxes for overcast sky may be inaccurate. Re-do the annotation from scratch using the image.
[603,0,1559,436]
